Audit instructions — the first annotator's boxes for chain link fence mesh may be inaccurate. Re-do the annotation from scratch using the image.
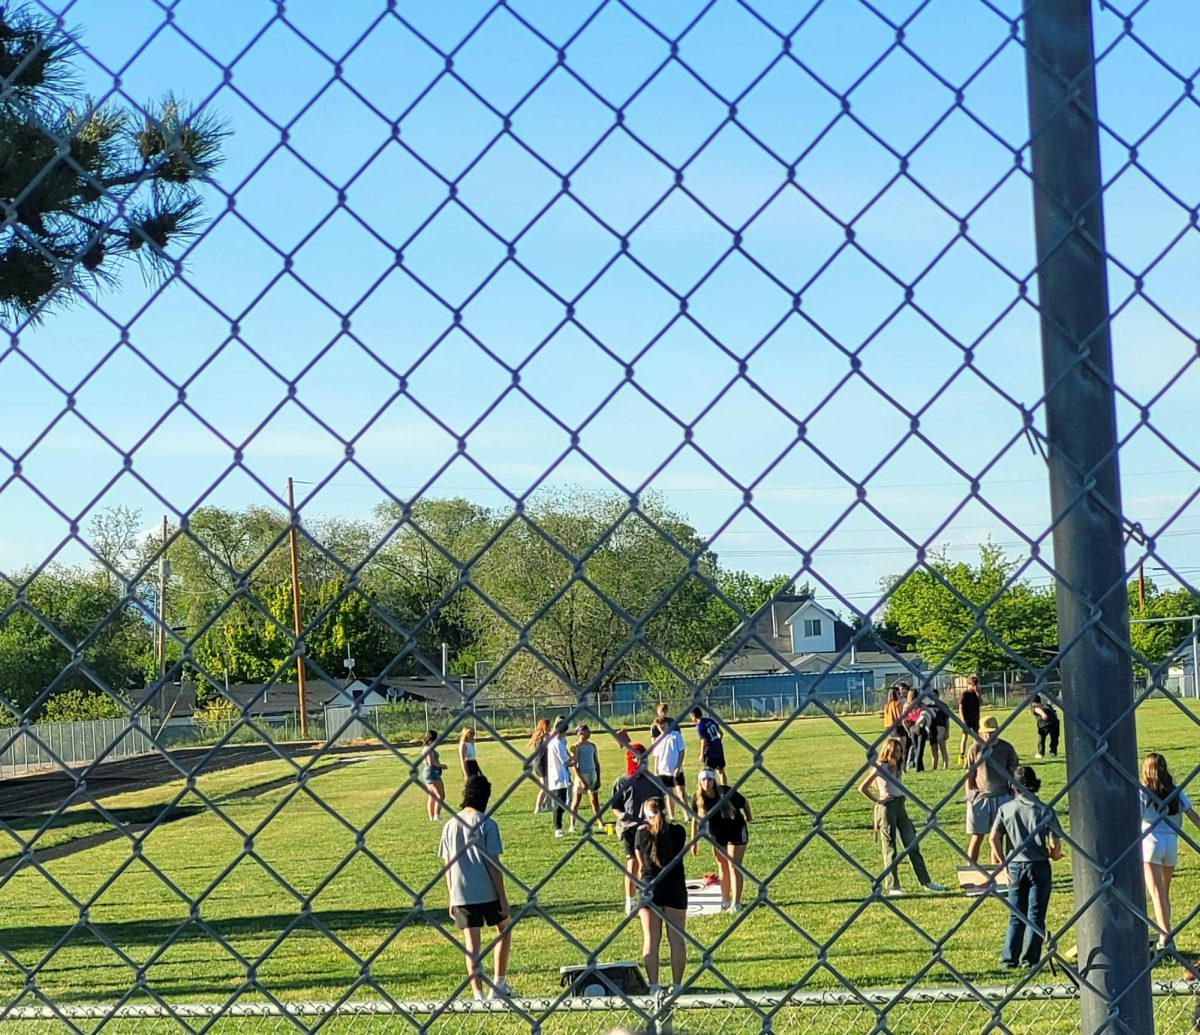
[1,0,1199,1031]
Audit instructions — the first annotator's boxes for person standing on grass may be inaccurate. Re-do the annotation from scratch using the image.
[1140,752,1200,951]
[901,687,923,770]
[652,717,687,819]
[929,689,951,771]
[527,718,550,815]
[420,730,446,822]
[651,702,670,743]
[438,774,513,1000]
[857,738,945,897]
[958,675,982,765]
[611,743,657,915]
[546,717,572,839]
[990,764,1063,969]
[692,706,727,785]
[459,727,481,780]
[908,696,935,773]
[1030,695,1060,759]
[635,796,688,994]
[964,716,1019,864]
[883,686,905,731]
[690,770,752,913]
[568,725,602,833]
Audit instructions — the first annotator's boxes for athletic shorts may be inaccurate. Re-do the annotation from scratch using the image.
[575,769,599,791]
[453,899,507,930]
[620,826,639,858]
[658,771,685,789]
[934,726,949,744]
[1142,838,1178,868]
[702,747,726,771]
[966,793,1012,835]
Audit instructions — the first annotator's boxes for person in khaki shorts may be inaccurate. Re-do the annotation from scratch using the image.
[964,716,1019,864]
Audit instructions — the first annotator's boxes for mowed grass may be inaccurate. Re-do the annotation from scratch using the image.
[2,698,1200,1014]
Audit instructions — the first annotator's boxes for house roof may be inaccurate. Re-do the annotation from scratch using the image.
[716,646,923,678]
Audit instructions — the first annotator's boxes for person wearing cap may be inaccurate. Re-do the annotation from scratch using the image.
[610,743,658,915]
[964,715,1020,864]
[989,764,1063,969]
[567,724,601,833]
[690,769,752,912]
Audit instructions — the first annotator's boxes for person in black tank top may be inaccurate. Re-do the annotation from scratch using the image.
[634,797,688,993]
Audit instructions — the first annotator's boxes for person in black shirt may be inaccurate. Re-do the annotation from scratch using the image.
[957,675,982,765]
[634,796,688,994]
[691,770,752,913]
[1030,694,1060,758]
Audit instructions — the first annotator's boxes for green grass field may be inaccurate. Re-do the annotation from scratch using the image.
[2,699,1200,1031]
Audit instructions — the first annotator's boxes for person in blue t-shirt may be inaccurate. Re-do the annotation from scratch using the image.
[691,706,727,785]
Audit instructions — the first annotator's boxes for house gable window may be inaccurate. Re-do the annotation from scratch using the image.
[803,618,822,638]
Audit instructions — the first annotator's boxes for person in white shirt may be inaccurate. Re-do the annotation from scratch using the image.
[651,718,686,819]
[545,718,573,838]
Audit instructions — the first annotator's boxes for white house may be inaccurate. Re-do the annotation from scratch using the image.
[706,592,926,693]
[328,678,391,710]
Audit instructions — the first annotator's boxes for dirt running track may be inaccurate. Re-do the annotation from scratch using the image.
[0,743,366,818]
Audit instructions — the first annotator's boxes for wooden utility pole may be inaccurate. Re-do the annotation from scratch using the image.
[287,478,308,738]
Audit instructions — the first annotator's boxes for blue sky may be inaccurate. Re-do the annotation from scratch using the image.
[2,0,1199,616]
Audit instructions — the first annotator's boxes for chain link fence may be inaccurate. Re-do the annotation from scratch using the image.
[2,0,1200,1031]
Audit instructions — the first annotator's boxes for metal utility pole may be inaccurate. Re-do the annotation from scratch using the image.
[1024,1,1152,1029]
[157,515,168,683]
[287,478,309,738]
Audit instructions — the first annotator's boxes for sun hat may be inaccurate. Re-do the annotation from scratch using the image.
[981,716,999,733]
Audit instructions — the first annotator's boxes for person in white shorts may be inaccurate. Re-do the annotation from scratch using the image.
[1140,752,1200,951]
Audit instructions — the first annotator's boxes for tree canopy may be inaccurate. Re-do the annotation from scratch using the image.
[0,4,225,319]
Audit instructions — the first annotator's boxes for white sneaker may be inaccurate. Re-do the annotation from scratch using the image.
[886,887,905,897]
[568,825,576,834]
[489,980,513,999]
[923,883,946,893]
[472,990,485,1001]
[1034,753,1043,759]
[554,829,564,839]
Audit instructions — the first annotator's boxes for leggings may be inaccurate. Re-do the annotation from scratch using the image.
[549,786,569,831]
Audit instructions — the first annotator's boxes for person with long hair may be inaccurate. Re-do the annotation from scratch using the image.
[958,675,981,765]
[568,725,602,833]
[883,685,905,730]
[1140,752,1200,950]
[858,738,945,896]
[459,727,481,780]
[546,717,572,838]
[690,770,752,912]
[634,796,688,994]
[438,775,513,1000]
[420,730,446,822]
[527,718,550,815]
[611,743,655,915]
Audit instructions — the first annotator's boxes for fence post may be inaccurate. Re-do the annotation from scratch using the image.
[1024,1,1152,1028]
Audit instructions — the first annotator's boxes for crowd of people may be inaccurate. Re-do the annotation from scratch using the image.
[427,679,1193,998]
[430,702,749,998]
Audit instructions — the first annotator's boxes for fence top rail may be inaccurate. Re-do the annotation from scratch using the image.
[5,984,1200,1019]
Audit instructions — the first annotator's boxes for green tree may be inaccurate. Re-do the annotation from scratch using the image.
[1129,579,1199,676]
[0,5,225,319]
[881,543,1058,675]
[0,566,146,717]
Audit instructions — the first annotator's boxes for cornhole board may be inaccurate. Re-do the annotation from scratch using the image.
[686,880,725,915]
[560,961,649,997]
[957,865,1010,897]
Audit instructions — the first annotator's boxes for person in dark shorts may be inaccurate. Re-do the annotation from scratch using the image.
[1030,695,1060,759]
[691,769,752,912]
[459,727,481,779]
[634,796,688,994]
[651,718,687,819]
[610,744,656,915]
[437,775,512,1000]
[958,675,981,765]
[691,706,727,784]
[527,718,550,814]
